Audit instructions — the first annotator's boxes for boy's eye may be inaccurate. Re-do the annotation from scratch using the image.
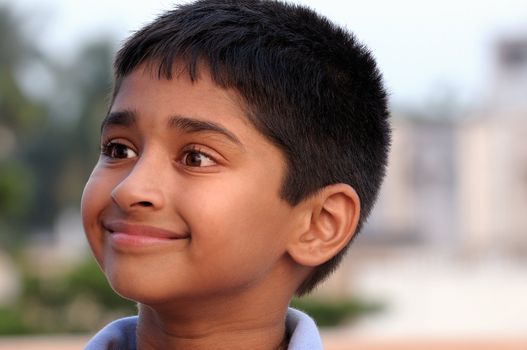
[102,142,138,159]
[182,150,216,167]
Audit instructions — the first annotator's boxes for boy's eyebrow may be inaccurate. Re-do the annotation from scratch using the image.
[101,110,243,147]
[101,110,137,132]
[167,115,242,146]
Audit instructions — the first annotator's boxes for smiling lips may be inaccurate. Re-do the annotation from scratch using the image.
[104,221,190,247]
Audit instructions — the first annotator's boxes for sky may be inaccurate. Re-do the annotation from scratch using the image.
[4,0,527,108]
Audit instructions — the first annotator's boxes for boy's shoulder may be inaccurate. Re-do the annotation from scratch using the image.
[285,308,324,349]
[84,315,137,350]
[84,308,323,350]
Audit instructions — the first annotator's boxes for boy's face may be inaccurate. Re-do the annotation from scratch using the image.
[81,64,301,303]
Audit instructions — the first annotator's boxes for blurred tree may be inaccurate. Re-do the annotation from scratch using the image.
[0,5,46,245]
[0,4,114,246]
[54,41,114,209]
[0,4,45,131]
[22,40,114,227]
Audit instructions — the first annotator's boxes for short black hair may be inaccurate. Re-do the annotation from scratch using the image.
[112,0,391,295]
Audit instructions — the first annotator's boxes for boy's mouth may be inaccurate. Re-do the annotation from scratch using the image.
[103,221,190,247]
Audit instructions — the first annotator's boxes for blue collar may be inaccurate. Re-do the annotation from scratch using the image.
[85,307,322,349]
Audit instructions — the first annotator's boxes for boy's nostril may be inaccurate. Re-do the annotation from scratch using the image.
[137,201,153,207]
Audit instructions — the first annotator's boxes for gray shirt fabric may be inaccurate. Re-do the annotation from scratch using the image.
[85,307,323,350]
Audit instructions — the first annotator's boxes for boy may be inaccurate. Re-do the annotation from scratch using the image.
[81,0,390,349]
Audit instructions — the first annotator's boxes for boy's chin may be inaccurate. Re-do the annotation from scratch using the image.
[104,271,220,306]
[107,277,177,306]
[105,268,170,302]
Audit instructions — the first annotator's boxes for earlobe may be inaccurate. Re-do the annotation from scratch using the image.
[287,184,360,267]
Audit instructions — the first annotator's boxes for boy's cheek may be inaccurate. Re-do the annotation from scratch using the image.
[80,168,109,265]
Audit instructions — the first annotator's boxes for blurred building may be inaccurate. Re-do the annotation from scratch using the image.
[365,116,458,248]
[458,35,527,257]
[356,33,527,258]
[314,32,527,337]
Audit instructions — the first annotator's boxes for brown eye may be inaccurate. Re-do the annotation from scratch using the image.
[185,151,202,166]
[102,142,137,159]
[182,150,216,167]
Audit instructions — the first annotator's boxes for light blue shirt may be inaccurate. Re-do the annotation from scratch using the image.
[85,307,323,350]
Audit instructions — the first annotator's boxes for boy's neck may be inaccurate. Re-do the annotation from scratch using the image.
[136,295,290,350]
[133,255,310,350]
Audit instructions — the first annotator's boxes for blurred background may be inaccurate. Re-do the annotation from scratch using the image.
[0,0,526,348]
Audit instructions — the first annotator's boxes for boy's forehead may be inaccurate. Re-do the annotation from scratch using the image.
[113,61,252,122]
[106,62,266,143]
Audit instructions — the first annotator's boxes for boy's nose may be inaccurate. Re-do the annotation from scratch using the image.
[110,157,166,211]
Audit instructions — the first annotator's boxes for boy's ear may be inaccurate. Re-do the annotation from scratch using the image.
[287,184,360,267]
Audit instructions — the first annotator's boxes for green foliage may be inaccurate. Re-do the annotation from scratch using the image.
[290,296,384,327]
[0,307,31,335]
[0,160,34,221]
[0,258,136,335]
[65,259,136,311]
